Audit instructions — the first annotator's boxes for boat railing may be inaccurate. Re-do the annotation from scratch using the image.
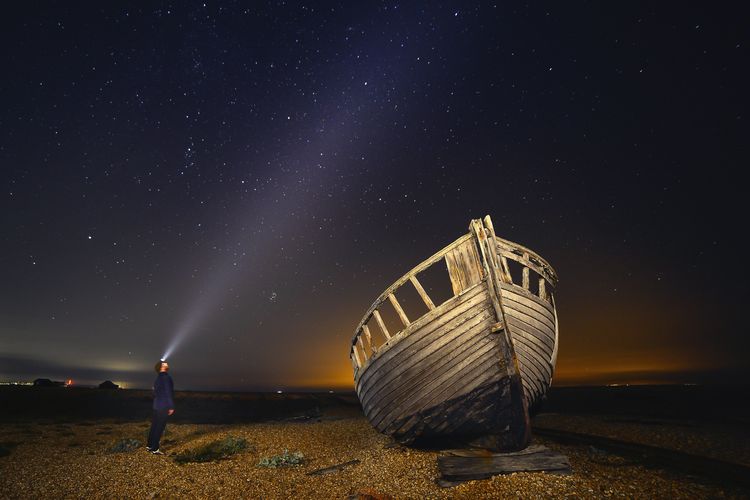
[350,226,558,376]
[349,233,473,375]
[493,236,558,296]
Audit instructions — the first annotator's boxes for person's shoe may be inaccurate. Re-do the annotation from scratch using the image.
[150,449,164,455]
[146,446,153,452]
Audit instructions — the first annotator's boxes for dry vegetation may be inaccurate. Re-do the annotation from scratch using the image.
[0,415,745,499]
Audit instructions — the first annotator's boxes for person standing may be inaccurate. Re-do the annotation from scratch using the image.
[147,360,174,454]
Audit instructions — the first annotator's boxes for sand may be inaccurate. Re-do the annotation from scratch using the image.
[1,415,745,499]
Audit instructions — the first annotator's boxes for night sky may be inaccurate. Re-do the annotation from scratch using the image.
[1,2,746,391]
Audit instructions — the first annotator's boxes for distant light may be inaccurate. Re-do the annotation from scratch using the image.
[276,390,283,394]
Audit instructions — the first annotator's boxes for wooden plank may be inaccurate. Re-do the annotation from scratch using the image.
[499,255,513,283]
[372,309,390,340]
[539,278,547,301]
[366,310,496,425]
[505,312,555,350]
[362,324,375,354]
[409,275,435,310]
[511,328,554,369]
[360,298,493,409]
[501,293,556,331]
[437,445,571,485]
[498,282,556,323]
[380,342,500,432]
[352,348,362,368]
[357,337,367,362]
[357,283,487,395]
[522,266,529,290]
[497,249,554,287]
[494,235,558,285]
[388,293,410,327]
[445,239,483,295]
[350,233,474,344]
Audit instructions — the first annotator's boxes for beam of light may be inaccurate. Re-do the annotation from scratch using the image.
[161,86,379,363]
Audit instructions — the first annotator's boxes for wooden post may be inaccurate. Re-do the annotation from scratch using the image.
[388,293,410,328]
[362,324,375,353]
[372,310,390,340]
[522,253,530,290]
[357,337,367,362]
[539,278,547,301]
[410,275,435,310]
[483,215,513,284]
[352,347,362,368]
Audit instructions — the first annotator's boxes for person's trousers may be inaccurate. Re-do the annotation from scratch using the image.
[148,408,170,450]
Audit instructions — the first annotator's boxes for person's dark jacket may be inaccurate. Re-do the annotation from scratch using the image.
[152,372,174,410]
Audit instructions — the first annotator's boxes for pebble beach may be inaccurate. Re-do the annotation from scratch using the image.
[1,413,746,499]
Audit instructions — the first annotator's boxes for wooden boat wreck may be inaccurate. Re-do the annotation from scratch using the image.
[349,216,559,450]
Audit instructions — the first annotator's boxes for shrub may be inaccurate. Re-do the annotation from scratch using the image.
[258,449,305,467]
[174,435,249,464]
[109,438,141,453]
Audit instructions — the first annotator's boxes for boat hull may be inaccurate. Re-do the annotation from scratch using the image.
[356,282,529,448]
[350,216,558,449]
[499,282,557,411]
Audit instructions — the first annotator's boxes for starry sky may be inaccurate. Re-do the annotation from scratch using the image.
[1,2,746,390]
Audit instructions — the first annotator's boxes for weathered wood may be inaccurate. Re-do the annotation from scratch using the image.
[359,286,490,407]
[502,293,556,331]
[362,296,493,414]
[499,255,513,283]
[476,217,531,446]
[445,239,483,295]
[357,337,367,362]
[388,293,410,327]
[362,324,375,354]
[499,282,555,323]
[372,309,390,340]
[409,275,435,310]
[469,220,504,325]
[351,233,473,344]
[494,235,558,286]
[539,277,547,301]
[522,253,530,290]
[352,348,362,368]
[352,215,558,443]
[306,459,360,476]
[437,444,571,486]
[370,317,498,428]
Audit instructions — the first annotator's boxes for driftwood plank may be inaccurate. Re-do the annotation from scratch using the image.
[438,444,571,485]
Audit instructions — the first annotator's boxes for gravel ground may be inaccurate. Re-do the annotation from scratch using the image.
[0,417,746,499]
